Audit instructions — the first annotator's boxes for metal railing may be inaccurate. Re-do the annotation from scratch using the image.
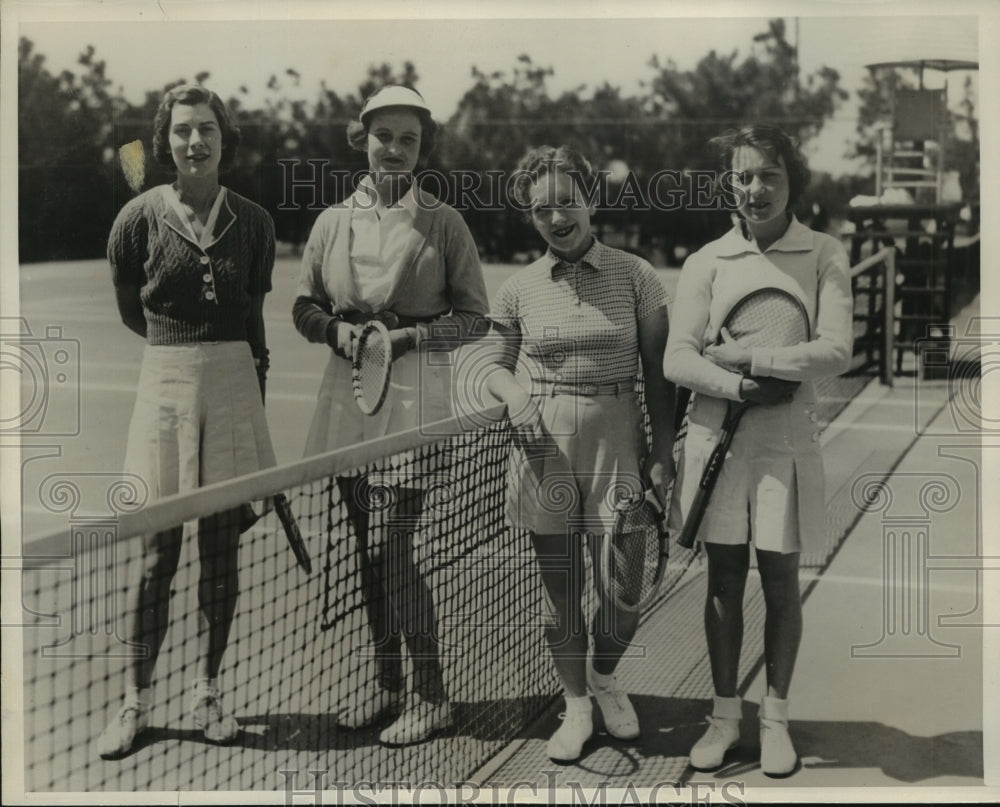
[850,245,897,387]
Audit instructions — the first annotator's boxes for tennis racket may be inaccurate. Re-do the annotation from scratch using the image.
[274,493,312,574]
[238,493,312,574]
[239,495,311,574]
[600,489,670,612]
[676,287,810,550]
[352,320,393,415]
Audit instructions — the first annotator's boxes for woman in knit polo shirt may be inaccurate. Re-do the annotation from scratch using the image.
[98,85,277,759]
[484,145,676,763]
[293,85,489,747]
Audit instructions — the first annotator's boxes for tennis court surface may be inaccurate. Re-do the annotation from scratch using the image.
[13,291,988,798]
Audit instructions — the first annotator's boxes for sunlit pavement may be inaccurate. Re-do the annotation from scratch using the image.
[474,295,991,797]
[10,263,991,798]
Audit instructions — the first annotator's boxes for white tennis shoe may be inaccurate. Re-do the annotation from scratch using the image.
[97,703,150,759]
[759,696,797,776]
[190,685,240,744]
[378,696,452,746]
[689,695,742,770]
[547,705,594,762]
[587,668,640,740]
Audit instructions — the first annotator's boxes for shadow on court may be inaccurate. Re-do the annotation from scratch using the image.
[227,696,558,752]
[492,694,983,785]
[713,720,983,783]
[475,353,986,790]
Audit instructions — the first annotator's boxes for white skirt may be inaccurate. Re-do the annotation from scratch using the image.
[303,348,453,487]
[303,348,452,452]
[669,391,826,554]
[124,342,276,500]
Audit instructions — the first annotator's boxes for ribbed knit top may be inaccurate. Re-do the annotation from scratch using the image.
[108,185,275,345]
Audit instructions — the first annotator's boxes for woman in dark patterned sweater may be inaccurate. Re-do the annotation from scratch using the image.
[98,85,277,759]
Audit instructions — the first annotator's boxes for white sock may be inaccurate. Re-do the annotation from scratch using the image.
[564,694,592,715]
[590,669,616,690]
[193,677,217,692]
[125,685,152,711]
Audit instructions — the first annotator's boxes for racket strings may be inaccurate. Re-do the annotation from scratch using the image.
[353,326,391,412]
[725,292,810,348]
[607,502,664,609]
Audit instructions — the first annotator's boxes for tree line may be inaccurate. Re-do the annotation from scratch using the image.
[17,19,978,265]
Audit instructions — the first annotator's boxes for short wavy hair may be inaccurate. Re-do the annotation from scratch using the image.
[709,124,811,211]
[511,145,596,216]
[151,84,241,171]
[346,85,438,163]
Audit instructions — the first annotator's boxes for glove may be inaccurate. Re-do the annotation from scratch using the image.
[327,319,361,360]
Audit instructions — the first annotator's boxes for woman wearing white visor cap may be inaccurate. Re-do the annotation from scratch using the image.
[293,85,490,746]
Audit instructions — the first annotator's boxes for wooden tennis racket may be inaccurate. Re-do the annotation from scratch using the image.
[600,489,670,612]
[238,494,311,574]
[352,320,393,415]
[274,493,312,574]
[676,287,810,549]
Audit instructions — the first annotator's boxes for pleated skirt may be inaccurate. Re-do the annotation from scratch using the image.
[124,342,276,501]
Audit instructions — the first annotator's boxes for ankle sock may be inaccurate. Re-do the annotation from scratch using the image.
[590,669,615,690]
[565,694,592,714]
[125,685,152,711]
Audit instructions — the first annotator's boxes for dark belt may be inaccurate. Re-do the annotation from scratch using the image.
[531,379,636,397]
[338,310,438,329]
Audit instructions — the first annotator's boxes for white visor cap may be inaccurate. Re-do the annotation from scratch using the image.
[360,86,432,126]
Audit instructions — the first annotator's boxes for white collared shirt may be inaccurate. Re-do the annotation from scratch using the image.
[349,175,419,308]
[162,185,227,248]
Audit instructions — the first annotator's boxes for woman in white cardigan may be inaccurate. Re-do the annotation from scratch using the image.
[293,85,489,747]
[664,125,853,777]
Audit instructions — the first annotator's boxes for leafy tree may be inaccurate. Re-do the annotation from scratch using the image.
[17,22,863,265]
[644,18,846,173]
[19,38,122,260]
[437,20,850,262]
[637,18,848,261]
[851,68,912,166]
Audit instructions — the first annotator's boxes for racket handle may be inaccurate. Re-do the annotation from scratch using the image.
[274,493,312,574]
[676,404,747,550]
[677,488,708,549]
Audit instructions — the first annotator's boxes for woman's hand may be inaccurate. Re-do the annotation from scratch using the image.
[704,327,752,374]
[327,320,361,360]
[387,328,417,361]
[642,451,676,510]
[114,284,148,338]
[503,383,543,444]
[739,376,800,405]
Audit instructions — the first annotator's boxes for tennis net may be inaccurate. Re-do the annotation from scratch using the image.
[18,257,892,793]
[19,386,703,793]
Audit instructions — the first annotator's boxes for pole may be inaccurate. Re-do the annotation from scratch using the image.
[883,248,896,387]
